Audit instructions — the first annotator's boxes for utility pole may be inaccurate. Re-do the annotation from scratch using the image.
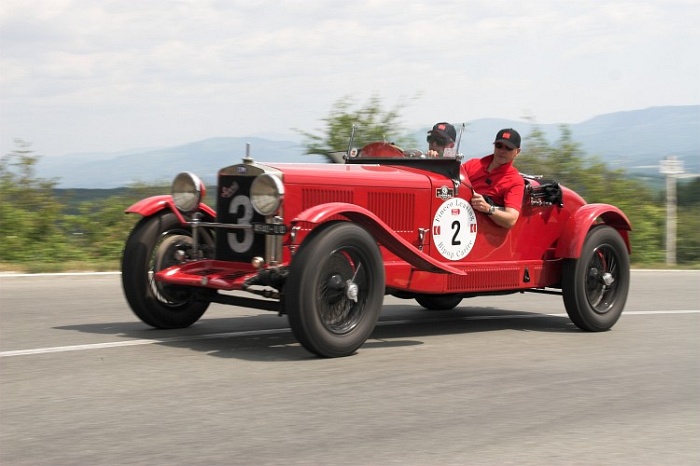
[659,156,684,266]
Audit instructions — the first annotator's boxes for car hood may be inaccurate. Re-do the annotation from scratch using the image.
[259,162,435,189]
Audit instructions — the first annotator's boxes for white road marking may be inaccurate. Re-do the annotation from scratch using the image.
[1,310,697,358]
[0,328,291,357]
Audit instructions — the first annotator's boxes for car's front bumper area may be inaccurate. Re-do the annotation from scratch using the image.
[154,259,259,291]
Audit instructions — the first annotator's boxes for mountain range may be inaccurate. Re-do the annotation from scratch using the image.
[35,105,699,188]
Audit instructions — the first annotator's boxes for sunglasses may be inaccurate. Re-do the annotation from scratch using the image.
[427,135,449,145]
[494,142,515,150]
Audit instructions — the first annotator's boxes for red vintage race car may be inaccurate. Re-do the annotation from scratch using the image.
[121,140,632,358]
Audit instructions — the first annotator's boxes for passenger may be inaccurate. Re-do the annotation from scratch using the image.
[426,122,456,158]
[462,128,525,229]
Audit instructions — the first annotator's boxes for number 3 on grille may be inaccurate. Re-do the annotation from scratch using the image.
[227,195,254,253]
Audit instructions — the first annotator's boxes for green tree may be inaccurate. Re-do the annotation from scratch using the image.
[517,124,585,185]
[514,125,550,176]
[297,95,417,162]
[677,178,700,206]
[0,140,79,262]
[677,206,700,263]
[676,178,700,263]
[61,182,169,262]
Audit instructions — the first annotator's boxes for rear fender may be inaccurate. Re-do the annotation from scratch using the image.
[125,195,216,224]
[555,203,632,258]
[291,202,466,275]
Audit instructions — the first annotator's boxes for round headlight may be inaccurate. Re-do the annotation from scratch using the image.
[250,173,284,215]
[171,172,205,213]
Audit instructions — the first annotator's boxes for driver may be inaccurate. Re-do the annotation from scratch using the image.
[462,128,524,229]
[426,122,456,158]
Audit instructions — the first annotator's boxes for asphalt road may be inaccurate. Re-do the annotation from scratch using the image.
[1,270,698,466]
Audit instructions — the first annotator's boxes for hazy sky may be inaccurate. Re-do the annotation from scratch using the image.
[1,0,699,157]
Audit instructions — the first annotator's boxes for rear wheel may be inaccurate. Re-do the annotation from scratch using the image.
[562,226,630,331]
[121,212,212,329]
[415,294,463,311]
[285,223,385,357]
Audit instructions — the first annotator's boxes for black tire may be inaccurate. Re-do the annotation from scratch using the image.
[285,222,385,358]
[562,225,630,332]
[415,294,463,311]
[121,212,212,329]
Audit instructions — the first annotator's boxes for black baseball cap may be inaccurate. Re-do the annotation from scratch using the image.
[428,122,456,143]
[494,128,521,149]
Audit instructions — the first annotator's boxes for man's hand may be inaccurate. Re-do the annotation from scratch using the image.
[470,192,491,214]
[471,191,520,229]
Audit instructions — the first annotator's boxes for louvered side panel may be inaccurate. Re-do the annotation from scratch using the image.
[367,192,415,232]
[447,267,521,291]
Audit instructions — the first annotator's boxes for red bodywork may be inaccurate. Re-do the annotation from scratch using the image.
[128,156,632,301]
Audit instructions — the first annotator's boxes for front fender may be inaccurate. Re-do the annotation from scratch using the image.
[125,195,216,224]
[555,203,632,258]
[291,202,466,275]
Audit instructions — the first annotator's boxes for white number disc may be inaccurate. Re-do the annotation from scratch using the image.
[432,198,477,260]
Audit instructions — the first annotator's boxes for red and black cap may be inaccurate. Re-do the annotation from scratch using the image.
[427,122,457,143]
[494,128,521,149]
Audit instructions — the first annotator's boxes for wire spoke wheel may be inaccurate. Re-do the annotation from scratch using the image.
[584,244,620,313]
[316,249,368,334]
[286,223,385,357]
[563,226,630,332]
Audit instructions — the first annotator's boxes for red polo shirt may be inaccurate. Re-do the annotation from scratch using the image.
[461,155,525,211]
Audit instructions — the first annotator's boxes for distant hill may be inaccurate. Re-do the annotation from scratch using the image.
[37,138,326,188]
[36,105,699,188]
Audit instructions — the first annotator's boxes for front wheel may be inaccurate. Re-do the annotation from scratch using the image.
[121,212,212,329]
[562,226,630,331]
[285,223,385,358]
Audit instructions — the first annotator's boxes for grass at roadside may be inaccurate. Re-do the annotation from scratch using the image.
[0,260,120,274]
[631,262,700,270]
